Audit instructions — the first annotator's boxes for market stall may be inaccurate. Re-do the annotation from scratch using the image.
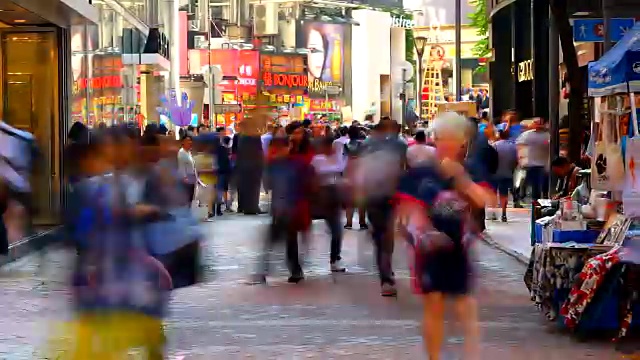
[525,23,640,340]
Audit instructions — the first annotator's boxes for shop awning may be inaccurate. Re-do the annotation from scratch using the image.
[588,23,640,96]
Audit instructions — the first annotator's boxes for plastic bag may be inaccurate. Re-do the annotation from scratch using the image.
[43,312,165,360]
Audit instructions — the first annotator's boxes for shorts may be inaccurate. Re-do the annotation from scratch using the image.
[492,178,512,197]
[413,249,473,295]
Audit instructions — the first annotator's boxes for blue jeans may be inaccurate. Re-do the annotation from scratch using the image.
[525,166,549,201]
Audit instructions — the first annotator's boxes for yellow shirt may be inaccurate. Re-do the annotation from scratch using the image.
[193,153,217,186]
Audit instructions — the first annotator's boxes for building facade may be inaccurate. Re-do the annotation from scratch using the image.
[488,0,550,120]
[0,0,177,229]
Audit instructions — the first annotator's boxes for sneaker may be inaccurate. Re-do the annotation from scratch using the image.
[344,224,353,229]
[501,215,507,223]
[359,224,369,230]
[330,261,346,272]
[380,283,397,297]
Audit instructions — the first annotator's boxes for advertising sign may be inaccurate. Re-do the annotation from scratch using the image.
[188,49,259,95]
[260,53,308,91]
[297,21,345,96]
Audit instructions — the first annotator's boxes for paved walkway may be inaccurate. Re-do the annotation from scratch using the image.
[0,212,630,359]
[484,207,533,263]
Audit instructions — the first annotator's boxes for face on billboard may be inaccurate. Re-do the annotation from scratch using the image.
[307,29,325,79]
[299,22,344,87]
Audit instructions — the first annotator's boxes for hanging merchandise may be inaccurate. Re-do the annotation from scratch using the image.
[624,93,640,216]
[592,112,625,191]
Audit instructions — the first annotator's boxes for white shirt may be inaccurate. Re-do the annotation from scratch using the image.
[177,148,197,184]
[311,153,345,185]
[516,129,550,168]
[406,143,436,168]
[333,136,349,168]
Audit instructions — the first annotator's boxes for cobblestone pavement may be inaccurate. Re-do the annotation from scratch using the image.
[0,213,632,359]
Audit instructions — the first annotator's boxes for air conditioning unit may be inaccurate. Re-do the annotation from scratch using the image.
[253,3,278,36]
[194,35,207,49]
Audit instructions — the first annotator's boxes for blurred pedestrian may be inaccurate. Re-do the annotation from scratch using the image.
[395,112,489,360]
[177,135,197,205]
[489,130,518,222]
[311,136,346,272]
[351,118,407,296]
[343,125,367,230]
[516,117,550,201]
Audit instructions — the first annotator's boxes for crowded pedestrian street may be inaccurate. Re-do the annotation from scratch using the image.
[0,210,627,359]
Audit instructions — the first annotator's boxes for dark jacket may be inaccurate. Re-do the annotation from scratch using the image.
[465,132,493,187]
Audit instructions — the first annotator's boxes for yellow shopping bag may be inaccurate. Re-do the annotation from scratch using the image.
[44,312,165,360]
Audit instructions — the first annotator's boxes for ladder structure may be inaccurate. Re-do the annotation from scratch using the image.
[421,55,444,121]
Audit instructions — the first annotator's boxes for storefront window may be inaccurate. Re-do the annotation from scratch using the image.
[76,3,144,127]
[70,25,90,125]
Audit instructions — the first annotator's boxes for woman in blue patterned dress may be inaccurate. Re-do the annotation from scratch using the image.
[395,112,493,360]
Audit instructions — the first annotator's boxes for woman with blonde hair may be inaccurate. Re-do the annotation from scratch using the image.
[395,112,492,359]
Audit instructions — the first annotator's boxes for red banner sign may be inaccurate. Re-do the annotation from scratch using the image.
[188,49,259,95]
[74,75,122,92]
[262,72,308,89]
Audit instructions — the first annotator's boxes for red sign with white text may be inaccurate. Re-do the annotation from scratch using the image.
[188,49,259,95]
[262,72,308,89]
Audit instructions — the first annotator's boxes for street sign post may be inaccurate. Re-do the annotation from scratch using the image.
[573,18,635,42]
[212,104,242,113]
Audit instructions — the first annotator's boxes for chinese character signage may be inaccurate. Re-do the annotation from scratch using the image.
[297,21,345,96]
[259,53,308,91]
[187,49,259,95]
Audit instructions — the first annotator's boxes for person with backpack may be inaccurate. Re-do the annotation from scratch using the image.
[350,118,407,297]
[343,125,367,230]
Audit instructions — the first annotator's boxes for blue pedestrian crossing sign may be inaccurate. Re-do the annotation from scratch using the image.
[573,18,635,42]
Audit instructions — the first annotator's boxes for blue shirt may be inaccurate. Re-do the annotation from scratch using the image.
[497,123,523,141]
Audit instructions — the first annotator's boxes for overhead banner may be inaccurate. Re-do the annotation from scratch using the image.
[297,21,345,96]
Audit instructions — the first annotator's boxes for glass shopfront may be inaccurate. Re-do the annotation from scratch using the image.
[1,29,61,225]
[71,6,144,127]
[71,0,171,128]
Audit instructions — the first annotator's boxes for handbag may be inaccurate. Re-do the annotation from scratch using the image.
[144,207,204,289]
[191,184,209,221]
[592,115,624,190]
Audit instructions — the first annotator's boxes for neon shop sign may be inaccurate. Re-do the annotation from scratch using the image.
[308,78,337,93]
[262,72,308,89]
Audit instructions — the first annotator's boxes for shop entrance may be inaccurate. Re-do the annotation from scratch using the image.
[0,29,60,226]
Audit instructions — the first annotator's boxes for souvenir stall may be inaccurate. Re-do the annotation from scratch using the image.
[526,24,640,340]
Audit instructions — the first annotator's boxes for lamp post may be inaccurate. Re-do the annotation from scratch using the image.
[414,36,427,121]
